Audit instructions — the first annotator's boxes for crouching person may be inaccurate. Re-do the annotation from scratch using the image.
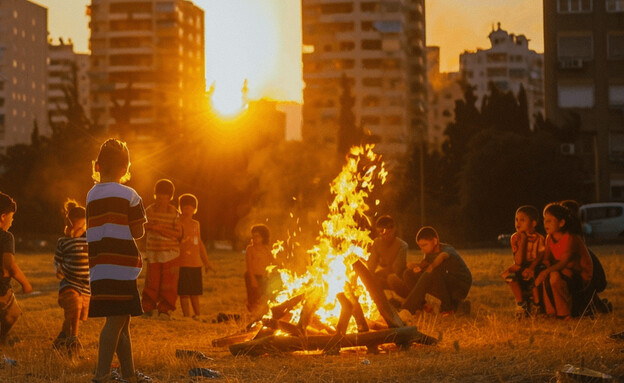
[401,226,472,315]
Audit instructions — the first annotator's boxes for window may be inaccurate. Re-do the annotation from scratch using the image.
[339,42,354,51]
[362,40,382,50]
[361,116,380,125]
[360,2,379,12]
[608,33,624,59]
[487,67,507,77]
[558,34,593,59]
[363,59,382,69]
[320,3,353,14]
[609,85,624,106]
[607,0,624,12]
[610,133,624,161]
[381,2,401,12]
[509,68,525,78]
[363,78,382,87]
[382,39,400,51]
[585,205,623,220]
[557,0,592,13]
[558,84,594,108]
[486,53,507,63]
[362,95,380,107]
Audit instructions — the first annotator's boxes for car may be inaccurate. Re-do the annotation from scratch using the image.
[579,202,624,239]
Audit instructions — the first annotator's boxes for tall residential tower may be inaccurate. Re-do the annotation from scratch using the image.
[0,0,48,150]
[88,0,205,140]
[301,0,427,161]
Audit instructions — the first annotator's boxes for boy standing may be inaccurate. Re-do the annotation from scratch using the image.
[0,192,32,344]
[401,226,471,314]
[141,179,182,319]
[177,194,214,319]
[501,205,545,317]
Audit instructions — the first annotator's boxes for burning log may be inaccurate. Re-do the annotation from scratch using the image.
[212,331,259,348]
[352,260,404,328]
[229,326,437,356]
[270,294,304,320]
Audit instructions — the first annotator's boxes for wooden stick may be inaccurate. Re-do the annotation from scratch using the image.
[270,294,304,320]
[336,293,353,334]
[350,295,370,332]
[352,260,405,328]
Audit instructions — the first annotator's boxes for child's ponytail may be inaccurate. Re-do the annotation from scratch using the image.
[63,199,86,231]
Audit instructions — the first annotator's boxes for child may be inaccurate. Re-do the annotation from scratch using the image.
[401,226,472,315]
[500,205,545,317]
[244,224,273,312]
[141,179,182,320]
[87,139,151,383]
[0,192,32,344]
[53,199,90,353]
[177,194,214,319]
[367,215,408,292]
[534,202,593,319]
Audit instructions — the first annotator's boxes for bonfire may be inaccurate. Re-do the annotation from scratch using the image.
[214,146,437,355]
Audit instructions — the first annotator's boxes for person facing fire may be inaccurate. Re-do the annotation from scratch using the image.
[0,191,32,345]
[141,179,183,320]
[177,193,215,319]
[367,215,407,292]
[401,226,472,315]
[53,199,90,354]
[244,224,273,312]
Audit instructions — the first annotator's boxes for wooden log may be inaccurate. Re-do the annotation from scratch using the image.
[352,260,404,328]
[229,326,437,356]
[212,331,258,348]
[336,293,353,334]
[261,318,304,338]
[270,294,305,320]
[297,294,322,334]
[350,296,370,332]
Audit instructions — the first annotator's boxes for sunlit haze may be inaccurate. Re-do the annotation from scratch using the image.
[34,0,542,112]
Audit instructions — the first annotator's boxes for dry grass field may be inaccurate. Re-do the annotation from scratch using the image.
[1,245,623,382]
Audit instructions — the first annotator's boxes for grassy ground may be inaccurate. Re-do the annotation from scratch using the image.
[1,245,623,382]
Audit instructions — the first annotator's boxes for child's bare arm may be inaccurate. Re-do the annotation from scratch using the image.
[2,252,32,293]
[512,232,528,267]
[130,221,145,239]
[425,252,449,273]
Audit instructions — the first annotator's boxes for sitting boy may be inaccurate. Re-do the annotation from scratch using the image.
[366,215,407,293]
[401,226,472,314]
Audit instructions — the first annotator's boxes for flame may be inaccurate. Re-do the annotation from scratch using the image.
[267,145,386,332]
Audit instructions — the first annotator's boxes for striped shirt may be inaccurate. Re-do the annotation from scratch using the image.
[145,204,180,263]
[511,231,545,264]
[54,236,90,295]
[86,182,146,303]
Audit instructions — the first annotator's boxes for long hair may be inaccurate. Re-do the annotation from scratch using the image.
[543,202,582,235]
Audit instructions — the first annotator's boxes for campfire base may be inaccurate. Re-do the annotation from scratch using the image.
[229,326,437,356]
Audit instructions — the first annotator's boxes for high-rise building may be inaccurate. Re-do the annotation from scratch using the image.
[48,39,91,127]
[426,46,461,153]
[544,0,624,202]
[0,0,48,151]
[460,24,544,128]
[301,0,427,161]
[88,0,205,140]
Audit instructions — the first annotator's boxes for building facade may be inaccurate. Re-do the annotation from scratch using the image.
[426,46,461,153]
[301,0,427,161]
[0,0,48,151]
[88,0,205,140]
[544,0,624,202]
[460,24,544,128]
[48,39,91,127]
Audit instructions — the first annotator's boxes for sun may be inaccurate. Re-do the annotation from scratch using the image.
[201,0,280,116]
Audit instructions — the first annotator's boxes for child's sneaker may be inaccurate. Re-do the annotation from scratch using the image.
[158,312,171,321]
[52,331,67,350]
[515,301,530,319]
[66,336,83,356]
[126,371,154,383]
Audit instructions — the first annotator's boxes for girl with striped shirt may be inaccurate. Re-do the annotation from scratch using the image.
[53,199,90,353]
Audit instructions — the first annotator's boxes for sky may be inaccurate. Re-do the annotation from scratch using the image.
[33,0,543,112]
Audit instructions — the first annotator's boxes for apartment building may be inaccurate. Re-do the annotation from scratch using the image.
[426,46,461,153]
[460,24,544,128]
[544,0,624,202]
[0,0,48,150]
[301,0,427,161]
[48,39,91,127]
[88,0,205,140]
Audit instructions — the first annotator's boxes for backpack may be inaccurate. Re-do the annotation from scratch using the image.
[588,249,607,293]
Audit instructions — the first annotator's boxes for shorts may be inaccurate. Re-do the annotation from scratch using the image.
[58,287,90,322]
[178,267,203,296]
[89,279,143,318]
[0,289,21,328]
